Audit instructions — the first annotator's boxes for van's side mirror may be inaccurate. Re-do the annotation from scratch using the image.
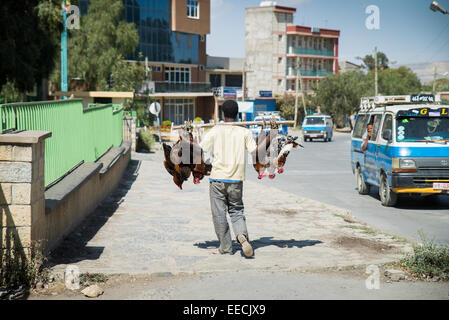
[382,129,392,142]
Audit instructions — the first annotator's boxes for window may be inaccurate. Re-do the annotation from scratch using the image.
[305,117,325,125]
[165,67,190,83]
[278,57,283,64]
[225,74,242,87]
[381,114,393,141]
[278,34,283,41]
[353,114,368,138]
[371,114,383,141]
[187,0,199,19]
[210,74,222,87]
[165,98,195,125]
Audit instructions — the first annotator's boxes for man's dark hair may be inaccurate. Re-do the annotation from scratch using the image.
[222,100,239,119]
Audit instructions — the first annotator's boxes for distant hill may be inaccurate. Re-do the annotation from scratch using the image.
[401,61,449,85]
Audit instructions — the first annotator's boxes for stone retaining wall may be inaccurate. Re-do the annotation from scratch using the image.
[0,131,49,257]
[0,131,131,256]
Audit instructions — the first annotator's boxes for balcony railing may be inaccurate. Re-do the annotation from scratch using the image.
[288,47,335,57]
[287,69,333,77]
[154,82,212,93]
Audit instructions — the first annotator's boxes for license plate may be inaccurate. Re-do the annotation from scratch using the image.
[433,182,449,190]
[310,134,319,137]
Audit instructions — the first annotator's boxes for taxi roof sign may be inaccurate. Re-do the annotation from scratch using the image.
[360,94,441,111]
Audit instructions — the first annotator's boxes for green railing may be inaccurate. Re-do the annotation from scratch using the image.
[290,47,335,57]
[288,69,333,77]
[123,110,140,127]
[0,99,124,187]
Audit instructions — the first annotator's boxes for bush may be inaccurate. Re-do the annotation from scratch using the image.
[1,237,48,290]
[162,120,172,127]
[137,129,156,151]
[400,230,449,280]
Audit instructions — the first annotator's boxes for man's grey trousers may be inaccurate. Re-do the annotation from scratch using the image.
[209,180,248,254]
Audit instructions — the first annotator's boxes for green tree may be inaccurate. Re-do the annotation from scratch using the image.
[423,78,449,92]
[375,66,422,95]
[0,81,23,104]
[277,93,314,124]
[56,0,141,91]
[110,58,146,92]
[358,51,389,71]
[0,0,60,93]
[313,71,372,127]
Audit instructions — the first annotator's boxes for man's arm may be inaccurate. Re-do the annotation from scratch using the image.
[213,95,219,123]
[361,132,370,151]
[199,127,215,152]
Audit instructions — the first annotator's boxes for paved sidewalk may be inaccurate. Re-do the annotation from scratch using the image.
[47,151,411,276]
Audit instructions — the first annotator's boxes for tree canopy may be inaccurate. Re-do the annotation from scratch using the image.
[310,64,422,127]
[375,66,422,95]
[358,51,389,71]
[312,71,372,126]
[423,78,449,92]
[0,0,60,92]
[48,0,143,92]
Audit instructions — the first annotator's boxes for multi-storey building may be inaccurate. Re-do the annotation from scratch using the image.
[78,0,215,125]
[245,2,340,98]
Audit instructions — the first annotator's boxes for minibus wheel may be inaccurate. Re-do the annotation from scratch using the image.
[380,174,398,207]
[356,166,370,195]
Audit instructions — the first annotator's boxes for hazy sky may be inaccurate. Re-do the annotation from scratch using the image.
[206,0,449,65]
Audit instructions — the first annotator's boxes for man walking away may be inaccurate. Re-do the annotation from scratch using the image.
[200,97,273,257]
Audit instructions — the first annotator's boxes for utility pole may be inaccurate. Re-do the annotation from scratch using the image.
[61,0,68,99]
[242,62,246,102]
[433,65,437,93]
[374,46,378,96]
[294,57,307,127]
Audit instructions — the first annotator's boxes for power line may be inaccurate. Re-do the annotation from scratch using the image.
[418,20,449,59]
[429,35,449,61]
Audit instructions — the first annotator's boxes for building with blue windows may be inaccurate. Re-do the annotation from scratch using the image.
[78,0,215,125]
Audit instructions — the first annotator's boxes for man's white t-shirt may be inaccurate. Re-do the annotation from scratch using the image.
[199,125,257,181]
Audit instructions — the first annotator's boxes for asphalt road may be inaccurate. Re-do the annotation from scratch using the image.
[247,131,449,244]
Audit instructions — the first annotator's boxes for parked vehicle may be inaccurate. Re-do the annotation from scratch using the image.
[250,112,288,136]
[302,114,333,142]
[350,94,449,206]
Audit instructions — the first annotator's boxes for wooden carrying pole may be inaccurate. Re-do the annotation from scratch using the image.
[172,120,295,130]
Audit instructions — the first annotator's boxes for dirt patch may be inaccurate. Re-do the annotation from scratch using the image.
[262,208,298,216]
[333,236,394,253]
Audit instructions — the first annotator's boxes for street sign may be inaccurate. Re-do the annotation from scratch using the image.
[223,88,237,98]
[410,94,435,103]
[149,102,161,115]
[259,91,272,97]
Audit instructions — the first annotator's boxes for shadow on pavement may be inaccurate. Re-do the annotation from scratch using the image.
[366,186,449,211]
[45,159,141,268]
[194,237,322,253]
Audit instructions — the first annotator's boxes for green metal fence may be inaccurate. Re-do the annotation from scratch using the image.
[291,47,335,57]
[123,110,140,127]
[0,99,124,187]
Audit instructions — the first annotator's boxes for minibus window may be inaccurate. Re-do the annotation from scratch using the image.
[396,116,449,142]
[371,115,382,141]
[305,117,325,125]
[353,115,367,138]
[381,114,393,139]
